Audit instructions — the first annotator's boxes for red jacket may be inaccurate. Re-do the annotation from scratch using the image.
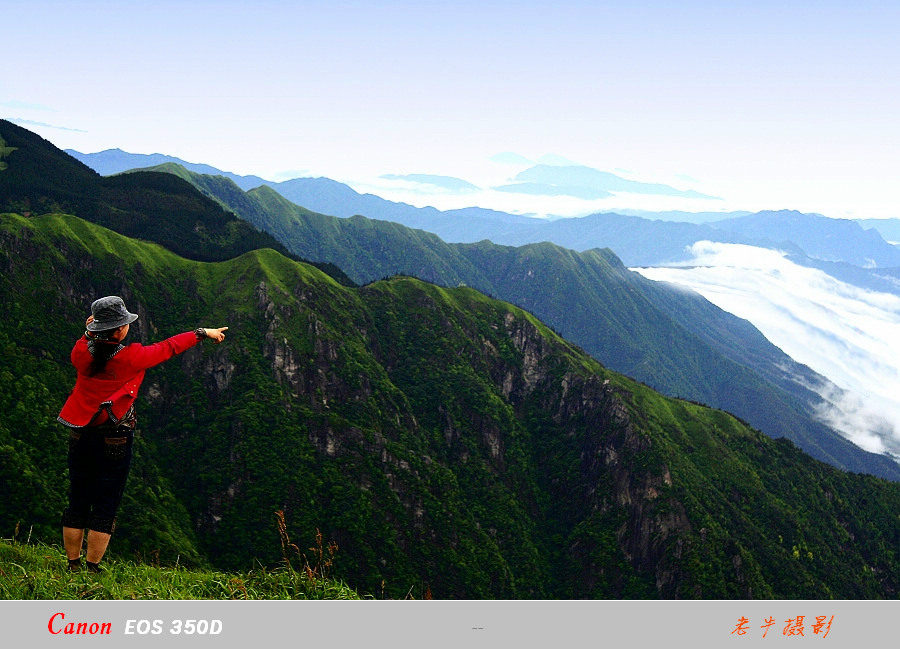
[57,331,200,428]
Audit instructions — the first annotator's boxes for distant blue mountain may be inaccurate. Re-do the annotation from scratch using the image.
[496,164,721,201]
[256,179,747,265]
[855,218,900,244]
[65,148,268,191]
[603,208,754,224]
[379,173,480,192]
[267,176,540,241]
[65,149,540,242]
[711,210,900,268]
[496,212,755,266]
[68,148,900,275]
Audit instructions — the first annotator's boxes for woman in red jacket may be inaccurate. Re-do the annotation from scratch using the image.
[57,295,227,572]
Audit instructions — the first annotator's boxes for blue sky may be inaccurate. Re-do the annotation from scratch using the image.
[4,0,900,217]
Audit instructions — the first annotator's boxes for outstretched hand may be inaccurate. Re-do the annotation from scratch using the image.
[204,327,229,343]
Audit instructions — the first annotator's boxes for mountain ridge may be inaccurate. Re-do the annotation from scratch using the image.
[0,119,352,284]
[15,130,900,479]
[711,210,900,268]
[66,147,900,272]
[138,162,900,481]
[3,211,900,598]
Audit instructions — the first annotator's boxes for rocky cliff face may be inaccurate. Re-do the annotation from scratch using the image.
[230,270,698,596]
[495,308,693,595]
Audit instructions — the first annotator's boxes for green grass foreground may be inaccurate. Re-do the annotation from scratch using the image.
[0,539,362,600]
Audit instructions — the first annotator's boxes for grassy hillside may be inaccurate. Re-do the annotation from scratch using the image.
[2,213,900,599]
[0,538,360,599]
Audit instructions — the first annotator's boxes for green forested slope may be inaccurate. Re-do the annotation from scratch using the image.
[5,123,894,479]
[0,119,351,285]
[1,213,899,599]
[141,163,900,481]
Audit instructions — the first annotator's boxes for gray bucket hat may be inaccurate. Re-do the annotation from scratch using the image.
[87,296,139,332]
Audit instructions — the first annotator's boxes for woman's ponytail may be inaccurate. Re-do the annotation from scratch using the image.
[87,332,121,377]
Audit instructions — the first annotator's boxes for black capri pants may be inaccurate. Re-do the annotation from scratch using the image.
[61,423,134,535]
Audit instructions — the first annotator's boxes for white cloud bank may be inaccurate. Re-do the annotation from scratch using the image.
[634,242,900,459]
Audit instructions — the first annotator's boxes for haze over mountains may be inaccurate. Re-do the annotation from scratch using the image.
[67,148,900,321]
[59,141,900,479]
[4,119,900,599]
[67,148,900,269]
[493,164,722,201]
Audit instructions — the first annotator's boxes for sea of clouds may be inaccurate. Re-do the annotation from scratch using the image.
[634,241,900,460]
